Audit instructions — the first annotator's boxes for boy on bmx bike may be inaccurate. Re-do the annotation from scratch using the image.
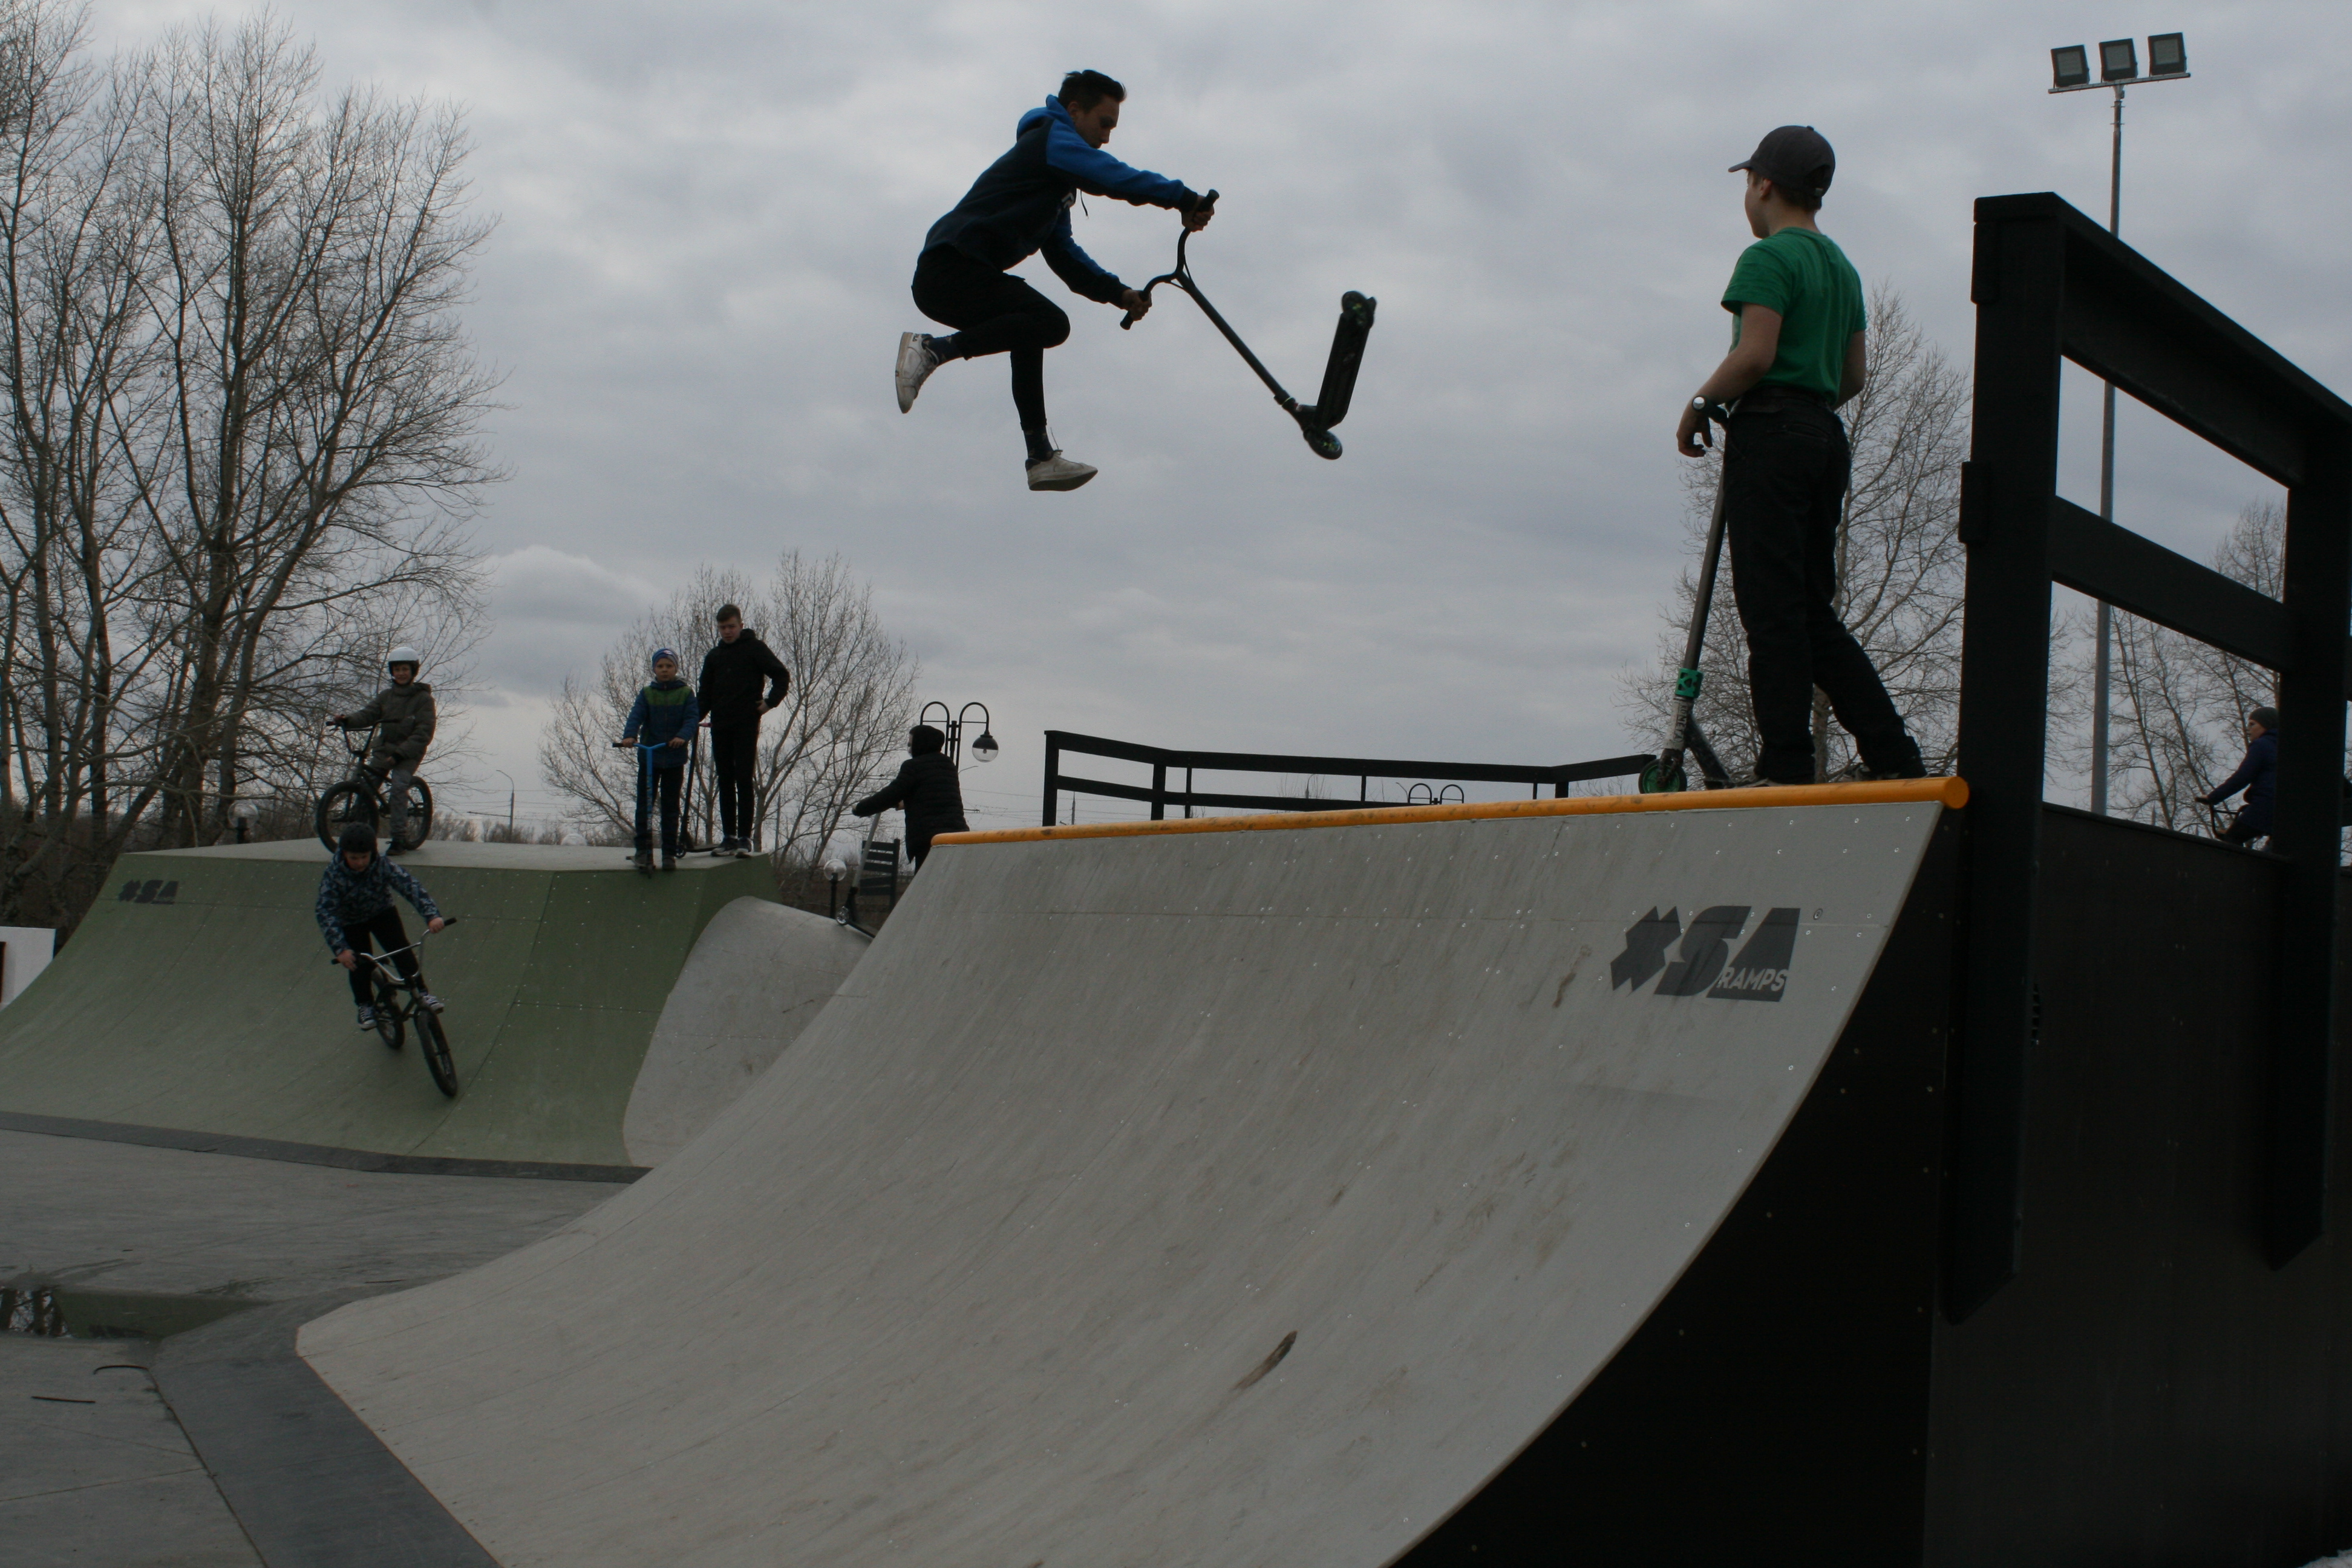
[328,645,437,852]
[319,822,446,1030]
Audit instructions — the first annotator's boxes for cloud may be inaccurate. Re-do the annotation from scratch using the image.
[83,0,2352,825]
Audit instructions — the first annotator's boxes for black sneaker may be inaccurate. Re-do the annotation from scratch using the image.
[661,852,679,872]
[1862,742,1928,780]
[356,1004,378,1030]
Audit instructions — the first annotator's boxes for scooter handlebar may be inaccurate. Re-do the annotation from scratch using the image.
[1122,190,1220,328]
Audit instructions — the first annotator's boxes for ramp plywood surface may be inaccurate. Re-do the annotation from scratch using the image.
[0,841,777,1167]
[301,800,1943,1567]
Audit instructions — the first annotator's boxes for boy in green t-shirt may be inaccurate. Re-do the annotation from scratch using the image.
[1674,125,1924,785]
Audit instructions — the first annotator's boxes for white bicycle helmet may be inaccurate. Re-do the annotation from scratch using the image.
[385,645,423,674]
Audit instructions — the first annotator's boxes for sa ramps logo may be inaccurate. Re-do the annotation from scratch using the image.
[1608,905,1799,1002]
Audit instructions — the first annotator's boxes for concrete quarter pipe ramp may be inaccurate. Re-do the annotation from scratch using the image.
[0,841,854,1169]
[301,782,1960,1567]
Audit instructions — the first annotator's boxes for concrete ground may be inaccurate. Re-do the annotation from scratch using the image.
[0,1336,260,1567]
[1,1125,624,1559]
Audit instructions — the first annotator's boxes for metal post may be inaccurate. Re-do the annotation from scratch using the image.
[1041,734,1061,828]
[2089,85,2124,816]
[1151,762,1166,822]
[1950,203,2068,1319]
[2265,439,2352,1264]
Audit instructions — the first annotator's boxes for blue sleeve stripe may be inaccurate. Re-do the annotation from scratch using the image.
[1043,120,1189,205]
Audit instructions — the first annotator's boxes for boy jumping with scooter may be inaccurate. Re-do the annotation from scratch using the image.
[1673,126,1924,785]
[895,69,1211,492]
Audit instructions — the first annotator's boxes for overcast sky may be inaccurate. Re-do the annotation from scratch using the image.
[89,0,2352,831]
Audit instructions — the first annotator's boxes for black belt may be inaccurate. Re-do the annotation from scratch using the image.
[1736,382,1830,411]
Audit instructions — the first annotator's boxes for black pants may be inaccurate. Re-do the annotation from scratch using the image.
[2223,807,2271,847]
[635,765,682,854]
[1723,397,1917,782]
[708,722,758,843]
[344,908,421,1005]
[913,244,1070,433]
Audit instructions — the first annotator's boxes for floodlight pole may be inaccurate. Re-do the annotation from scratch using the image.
[2050,56,2190,814]
[2092,84,2123,817]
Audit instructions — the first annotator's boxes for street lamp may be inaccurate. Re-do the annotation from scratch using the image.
[494,769,515,840]
[2048,33,2192,817]
[918,701,999,768]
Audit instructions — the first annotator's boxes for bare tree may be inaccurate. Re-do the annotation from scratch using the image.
[1619,285,1968,777]
[0,7,495,932]
[541,552,918,866]
[134,16,498,848]
[0,0,175,922]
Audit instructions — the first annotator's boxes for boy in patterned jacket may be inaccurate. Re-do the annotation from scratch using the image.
[318,822,445,1029]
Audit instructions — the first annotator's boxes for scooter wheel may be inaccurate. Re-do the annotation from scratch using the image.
[1639,759,1688,795]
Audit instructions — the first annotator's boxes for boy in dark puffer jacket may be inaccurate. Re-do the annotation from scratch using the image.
[621,648,699,871]
[330,645,437,851]
[852,725,970,869]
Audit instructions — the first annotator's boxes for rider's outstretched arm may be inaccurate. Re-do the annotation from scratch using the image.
[385,859,443,925]
[1043,117,1198,210]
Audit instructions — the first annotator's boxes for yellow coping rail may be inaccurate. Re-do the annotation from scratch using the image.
[936,776,1968,848]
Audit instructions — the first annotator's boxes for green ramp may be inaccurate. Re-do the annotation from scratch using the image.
[0,840,778,1168]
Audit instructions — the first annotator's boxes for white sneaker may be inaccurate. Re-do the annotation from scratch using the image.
[895,332,941,413]
[1025,451,1097,492]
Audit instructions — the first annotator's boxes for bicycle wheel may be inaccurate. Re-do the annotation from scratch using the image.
[372,979,405,1050]
[392,776,434,852]
[417,1007,459,1097]
[316,780,380,850]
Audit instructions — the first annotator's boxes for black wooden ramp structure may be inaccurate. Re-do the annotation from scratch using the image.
[1405,192,2352,1565]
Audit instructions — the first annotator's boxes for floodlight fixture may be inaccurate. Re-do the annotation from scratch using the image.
[2100,38,2138,82]
[2148,33,2187,77]
[2051,45,2091,90]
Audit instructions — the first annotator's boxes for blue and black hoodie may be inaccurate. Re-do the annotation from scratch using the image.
[624,678,699,769]
[921,97,1201,305]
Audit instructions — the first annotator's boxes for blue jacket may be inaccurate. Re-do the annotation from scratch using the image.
[2207,729,2278,823]
[921,97,1200,305]
[624,679,699,769]
[316,854,441,953]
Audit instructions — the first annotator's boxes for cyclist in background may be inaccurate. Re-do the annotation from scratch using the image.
[318,822,446,1030]
[328,646,437,852]
[2200,705,2279,847]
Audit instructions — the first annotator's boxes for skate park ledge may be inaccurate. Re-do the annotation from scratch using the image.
[937,776,1968,846]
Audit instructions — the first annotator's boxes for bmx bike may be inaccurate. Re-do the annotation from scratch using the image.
[315,724,434,852]
[348,918,461,1097]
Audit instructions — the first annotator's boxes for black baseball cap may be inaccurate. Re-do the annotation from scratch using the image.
[1729,125,1835,197]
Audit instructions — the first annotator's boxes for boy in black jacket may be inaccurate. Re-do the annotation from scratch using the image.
[852,725,970,869]
[697,604,791,857]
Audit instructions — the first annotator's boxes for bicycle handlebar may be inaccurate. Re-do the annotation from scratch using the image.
[341,915,457,971]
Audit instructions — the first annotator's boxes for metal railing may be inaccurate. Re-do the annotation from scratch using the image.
[1040,731,1650,827]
